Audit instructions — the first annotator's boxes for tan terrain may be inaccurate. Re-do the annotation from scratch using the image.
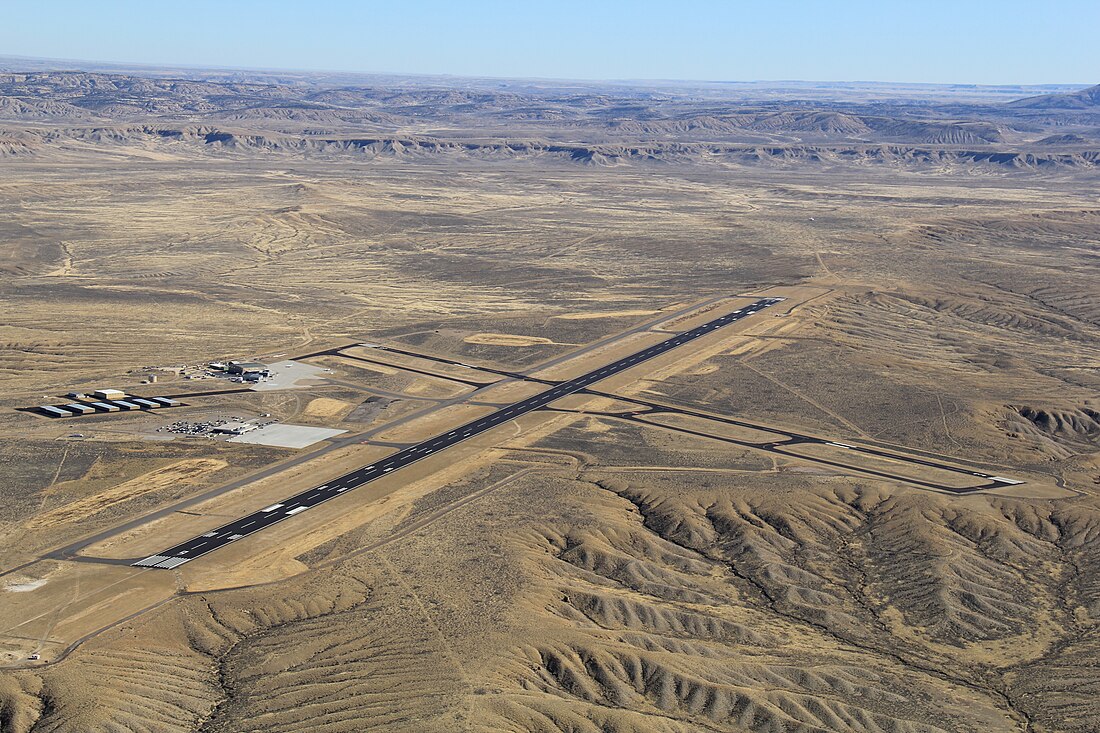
[0,69,1098,732]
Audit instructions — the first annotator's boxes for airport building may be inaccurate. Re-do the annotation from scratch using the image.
[30,393,182,418]
[93,388,126,400]
[212,422,257,435]
[227,361,269,376]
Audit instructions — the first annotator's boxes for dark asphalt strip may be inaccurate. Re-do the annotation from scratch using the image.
[132,298,784,568]
[564,395,1021,492]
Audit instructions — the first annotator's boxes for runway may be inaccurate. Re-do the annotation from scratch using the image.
[133,297,784,569]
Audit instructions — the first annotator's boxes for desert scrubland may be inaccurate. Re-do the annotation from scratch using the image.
[0,66,1098,731]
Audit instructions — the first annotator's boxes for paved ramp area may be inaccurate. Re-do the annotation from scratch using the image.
[251,360,330,391]
[228,423,346,449]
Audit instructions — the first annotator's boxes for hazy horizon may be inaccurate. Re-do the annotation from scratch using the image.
[1,0,1096,86]
[2,52,1091,90]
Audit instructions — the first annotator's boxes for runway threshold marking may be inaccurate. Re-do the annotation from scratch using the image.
[133,297,784,569]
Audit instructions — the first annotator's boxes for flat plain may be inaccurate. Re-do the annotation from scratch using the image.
[0,66,1098,732]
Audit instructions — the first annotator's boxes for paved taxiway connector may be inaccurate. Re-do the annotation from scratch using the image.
[133,298,783,568]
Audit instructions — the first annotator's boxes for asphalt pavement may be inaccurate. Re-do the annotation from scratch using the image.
[133,297,784,568]
[553,396,1023,494]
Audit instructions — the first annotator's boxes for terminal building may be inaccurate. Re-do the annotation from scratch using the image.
[227,361,269,376]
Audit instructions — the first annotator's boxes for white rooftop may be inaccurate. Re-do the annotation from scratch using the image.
[228,424,346,449]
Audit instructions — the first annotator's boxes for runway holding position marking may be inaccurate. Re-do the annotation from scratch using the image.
[133,298,783,569]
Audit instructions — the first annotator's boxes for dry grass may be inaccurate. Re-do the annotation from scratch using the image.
[27,459,227,529]
[463,333,557,346]
[1,78,1099,732]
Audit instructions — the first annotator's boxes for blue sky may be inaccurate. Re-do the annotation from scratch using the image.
[2,0,1095,84]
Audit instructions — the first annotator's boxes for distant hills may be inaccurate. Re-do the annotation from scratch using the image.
[0,68,1096,170]
[1008,84,1100,109]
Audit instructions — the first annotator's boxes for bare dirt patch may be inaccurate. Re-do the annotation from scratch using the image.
[553,309,660,320]
[300,397,352,420]
[463,333,556,347]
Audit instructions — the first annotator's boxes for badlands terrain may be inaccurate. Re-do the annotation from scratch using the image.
[0,59,1099,732]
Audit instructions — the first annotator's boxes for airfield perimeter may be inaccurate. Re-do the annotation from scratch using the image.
[32,294,1020,573]
[0,284,1065,669]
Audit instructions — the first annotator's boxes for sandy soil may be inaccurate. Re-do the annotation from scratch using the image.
[1,73,1099,733]
[464,333,556,346]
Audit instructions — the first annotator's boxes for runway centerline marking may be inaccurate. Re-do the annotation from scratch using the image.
[134,298,785,568]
